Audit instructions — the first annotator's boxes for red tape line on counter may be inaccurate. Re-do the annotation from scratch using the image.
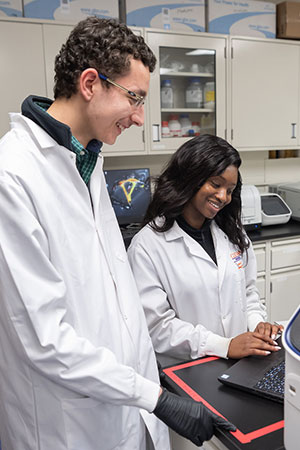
[163,357,284,444]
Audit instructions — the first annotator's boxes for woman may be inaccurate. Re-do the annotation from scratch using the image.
[128,135,282,364]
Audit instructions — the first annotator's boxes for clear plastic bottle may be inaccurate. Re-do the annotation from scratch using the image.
[204,81,215,109]
[161,121,171,138]
[185,78,203,108]
[161,79,174,108]
[179,114,192,137]
[168,115,181,137]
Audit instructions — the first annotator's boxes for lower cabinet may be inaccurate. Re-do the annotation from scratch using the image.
[253,236,300,322]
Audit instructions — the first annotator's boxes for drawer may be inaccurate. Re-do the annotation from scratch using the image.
[253,246,266,273]
[271,240,300,270]
[256,275,265,300]
[270,269,300,322]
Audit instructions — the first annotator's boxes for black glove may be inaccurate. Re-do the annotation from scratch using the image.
[154,388,236,447]
[156,360,166,384]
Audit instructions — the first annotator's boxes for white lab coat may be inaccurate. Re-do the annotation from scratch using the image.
[128,219,267,364]
[0,114,170,450]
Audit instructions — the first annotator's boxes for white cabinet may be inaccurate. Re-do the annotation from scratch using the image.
[0,20,47,137]
[254,236,300,323]
[270,269,300,322]
[230,37,300,151]
[146,29,227,153]
[42,24,74,98]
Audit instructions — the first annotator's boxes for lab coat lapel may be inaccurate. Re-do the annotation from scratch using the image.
[211,222,229,288]
[89,156,117,281]
[167,221,213,263]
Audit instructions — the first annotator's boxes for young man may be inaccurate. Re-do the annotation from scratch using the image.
[0,17,235,450]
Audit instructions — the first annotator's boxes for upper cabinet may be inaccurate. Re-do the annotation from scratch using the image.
[0,20,47,137]
[230,37,300,151]
[2,18,300,155]
[42,24,74,98]
[145,30,227,153]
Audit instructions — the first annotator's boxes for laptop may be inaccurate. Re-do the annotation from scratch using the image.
[218,337,285,403]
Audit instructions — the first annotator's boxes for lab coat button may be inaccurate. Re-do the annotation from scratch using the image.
[222,315,226,320]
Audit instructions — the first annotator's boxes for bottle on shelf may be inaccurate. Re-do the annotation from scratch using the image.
[168,114,181,137]
[185,77,203,109]
[191,121,201,136]
[204,81,215,109]
[161,121,171,138]
[179,114,192,137]
[161,79,174,108]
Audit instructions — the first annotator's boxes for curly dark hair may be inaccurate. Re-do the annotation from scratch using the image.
[144,134,249,254]
[54,17,156,99]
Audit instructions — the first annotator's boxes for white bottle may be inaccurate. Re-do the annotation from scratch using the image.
[186,78,203,108]
[204,82,215,109]
[161,79,174,108]
[179,114,192,137]
[191,121,201,136]
[168,115,181,137]
[161,121,171,138]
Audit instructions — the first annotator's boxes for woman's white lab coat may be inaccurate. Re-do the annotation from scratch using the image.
[128,219,267,363]
[0,114,170,450]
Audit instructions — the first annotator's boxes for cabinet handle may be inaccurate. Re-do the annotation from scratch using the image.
[152,124,160,142]
[291,123,297,139]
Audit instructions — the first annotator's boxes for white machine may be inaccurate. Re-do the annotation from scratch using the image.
[270,182,300,221]
[283,306,300,450]
[260,193,292,226]
[241,184,261,230]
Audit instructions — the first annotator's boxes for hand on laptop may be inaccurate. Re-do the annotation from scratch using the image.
[227,331,281,359]
[254,321,284,340]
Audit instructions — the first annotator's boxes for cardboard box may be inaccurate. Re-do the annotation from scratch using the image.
[277,2,300,39]
[207,0,276,38]
[126,0,205,32]
[0,0,22,17]
[23,0,118,22]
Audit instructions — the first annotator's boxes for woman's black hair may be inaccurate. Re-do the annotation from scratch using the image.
[144,134,249,254]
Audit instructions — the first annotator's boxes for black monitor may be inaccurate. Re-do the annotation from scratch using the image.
[104,168,151,226]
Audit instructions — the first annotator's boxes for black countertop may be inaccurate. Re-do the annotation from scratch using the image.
[121,220,300,248]
[248,219,300,242]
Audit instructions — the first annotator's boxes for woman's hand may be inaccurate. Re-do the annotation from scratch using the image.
[254,321,284,340]
[227,331,281,359]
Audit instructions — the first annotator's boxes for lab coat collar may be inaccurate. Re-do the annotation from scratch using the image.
[21,95,73,150]
[10,113,60,150]
[164,220,215,263]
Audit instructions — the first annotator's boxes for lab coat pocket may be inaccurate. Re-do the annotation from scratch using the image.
[62,396,123,450]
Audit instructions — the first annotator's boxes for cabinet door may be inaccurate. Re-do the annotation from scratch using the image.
[230,37,300,150]
[253,244,266,273]
[0,21,46,138]
[271,239,300,270]
[42,24,74,99]
[146,30,227,153]
[270,270,300,322]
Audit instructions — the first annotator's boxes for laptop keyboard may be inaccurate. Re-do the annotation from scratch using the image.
[254,360,285,396]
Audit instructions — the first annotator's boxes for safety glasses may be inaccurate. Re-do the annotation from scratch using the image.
[98,73,145,108]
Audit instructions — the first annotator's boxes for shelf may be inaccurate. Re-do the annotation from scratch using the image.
[161,108,215,113]
[160,70,214,77]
